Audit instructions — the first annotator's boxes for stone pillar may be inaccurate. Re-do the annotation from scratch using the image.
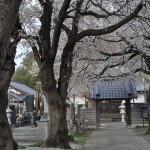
[70,103,75,130]
[37,121,50,140]
[26,95,34,113]
[119,102,126,122]
[43,96,48,113]
[9,105,16,126]
[74,104,81,132]
[6,106,13,125]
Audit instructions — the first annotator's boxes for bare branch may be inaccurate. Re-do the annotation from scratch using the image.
[96,36,125,43]
[76,2,143,42]
[51,0,71,61]
[100,68,150,79]
[80,11,108,18]
[98,46,133,56]
[61,24,71,36]
[26,39,42,68]
[80,56,110,61]
[91,53,138,79]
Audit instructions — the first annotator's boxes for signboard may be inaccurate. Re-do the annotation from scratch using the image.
[142,109,148,118]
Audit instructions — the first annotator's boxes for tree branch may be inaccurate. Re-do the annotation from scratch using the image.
[96,37,125,43]
[27,39,42,68]
[98,46,133,56]
[100,68,150,79]
[39,0,53,60]
[80,56,110,61]
[61,24,71,36]
[58,0,84,98]
[76,2,143,42]
[51,0,71,62]
[80,11,108,18]
[91,53,138,79]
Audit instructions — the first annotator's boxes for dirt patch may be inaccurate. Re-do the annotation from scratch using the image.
[84,129,95,136]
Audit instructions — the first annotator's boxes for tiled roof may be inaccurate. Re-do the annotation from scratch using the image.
[8,92,24,101]
[10,81,36,95]
[136,82,150,92]
[89,79,137,100]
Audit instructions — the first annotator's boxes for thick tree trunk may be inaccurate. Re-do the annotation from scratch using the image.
[42,90,70,148]
[0,1,22,149]
[39,65,71,149]
[0,53,18,150]
[0,86,17,150]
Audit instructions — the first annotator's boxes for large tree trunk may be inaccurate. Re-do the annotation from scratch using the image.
[43,91,70,148]
[0,43,19,150]
[0,85,17,150]
[0,1,22,149]
[40,65,71,149]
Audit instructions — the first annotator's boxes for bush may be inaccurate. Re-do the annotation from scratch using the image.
[18,145,26,149]
[68,134,74,141]
[136,125,148,128]
[30,140,44,147]
[69,131,88,145]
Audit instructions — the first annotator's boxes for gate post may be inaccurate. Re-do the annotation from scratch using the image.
[96,100,100,129]
[126,99,131,127]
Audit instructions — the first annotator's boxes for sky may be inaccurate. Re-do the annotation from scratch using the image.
[15,40,32,68]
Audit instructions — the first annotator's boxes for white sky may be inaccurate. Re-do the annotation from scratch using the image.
[15,40,32,68]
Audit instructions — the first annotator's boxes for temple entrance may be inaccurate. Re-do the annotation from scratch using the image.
[89,79,137,128]
[96,99,131,128]
[99,100,121,123]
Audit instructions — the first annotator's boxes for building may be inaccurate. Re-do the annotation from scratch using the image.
[89,79,137,127]
[8,80,36,114]
[82,79,150,127]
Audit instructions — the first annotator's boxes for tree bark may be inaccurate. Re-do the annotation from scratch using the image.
[0,1,22,150]
[44,91,70,148]
[0,86,16,150]
[39,66,71,149]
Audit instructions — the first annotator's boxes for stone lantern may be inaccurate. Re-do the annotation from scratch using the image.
[119,102,126,122]
[6,106,13,125]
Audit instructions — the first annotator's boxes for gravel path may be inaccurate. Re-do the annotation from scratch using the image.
[82,123,150,150]
[19,142,82,150]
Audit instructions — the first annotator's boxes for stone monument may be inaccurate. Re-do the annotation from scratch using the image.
[25,95,34,113]
[119,102,126,122]
[6,106,13,125]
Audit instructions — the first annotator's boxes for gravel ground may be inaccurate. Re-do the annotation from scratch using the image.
[131,127,150,143]
[19,142,82,150]
[19,126,150,150]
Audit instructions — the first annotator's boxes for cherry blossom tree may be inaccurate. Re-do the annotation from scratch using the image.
[20,0,144,148]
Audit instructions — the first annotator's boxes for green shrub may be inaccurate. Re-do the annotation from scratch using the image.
[30,140,44,147]
[145,130,150,135]
[69,131,88,145]
[18,145,26,149]
[136,125,148,128]
[68,134,74,141]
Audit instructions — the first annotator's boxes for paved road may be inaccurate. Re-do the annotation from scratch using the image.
[82,122,150,150]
